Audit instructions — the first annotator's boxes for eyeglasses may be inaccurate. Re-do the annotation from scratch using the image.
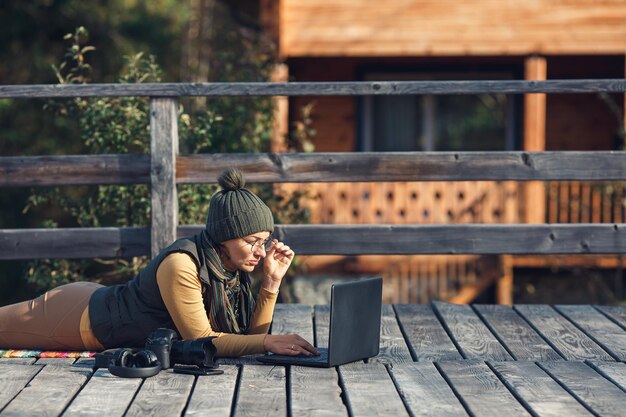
[243,237,273,253]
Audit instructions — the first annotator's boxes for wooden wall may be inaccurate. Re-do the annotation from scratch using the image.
[546,56,624,151]
[288,58,358,152]
[287,56,623,153]
[280,0,626,57]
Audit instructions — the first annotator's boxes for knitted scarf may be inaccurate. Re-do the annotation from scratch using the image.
[199,230,255,334]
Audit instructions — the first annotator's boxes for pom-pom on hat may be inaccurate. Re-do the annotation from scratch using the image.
[206,167,274,243]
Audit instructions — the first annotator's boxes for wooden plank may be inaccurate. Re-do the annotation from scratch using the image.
[273,224,626,255]
[125,371,194,417]
[539,361,626,417]
[571,183,581,223]
[604,185,613,222]
[185,365,239,417]
[0,227,149,260]
[150,98,179,258]
[73,357,96,368]
[586,361,626,391]
[62,368,142,417]
[271,303,314,343]
[0,364,92,416]
[394,304,462,361]
[432,302,513,361]
[513,255,626,269]
[314,305,330,348]
[177,152,626,183]
[559,183,571,223]
[282,1,626,56]
[554,305,626,361]
[548,182,559,223]
[489,361,592,417]
[388,362,467,417]
[595,305,626,330]
[235,365,286,417]
[34,357,76,366]
[0,358,37,365]
[514,305,614,361]
[3,222,626,260]
[273,303,348,417]
[0,155,150,187]
[291,366,348,417]
[474,304,563,361]
[371,304,413,364]
[592,185,602,223]
[614,185,624,223]
[437,360,530,417]
[339,362,409,416]
[1,80,625,98]
[217,355,259,365]
[0,363,42,410]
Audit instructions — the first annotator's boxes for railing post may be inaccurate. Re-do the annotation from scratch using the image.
[523,55,547,224]
[150,98,179,258]
[496,255,514,305]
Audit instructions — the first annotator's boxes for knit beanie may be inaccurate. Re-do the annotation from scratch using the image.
[206,167,275,243]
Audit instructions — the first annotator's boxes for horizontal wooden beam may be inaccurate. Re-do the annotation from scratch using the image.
[177,152,626,183]
[0,155,150,187]
[2,224,623,259]
[275,224,626,255]
[0,227,149,260]
[512,254,626,269]
[184,224,626,255]
[1,80,625,98]
[3,152,626,187]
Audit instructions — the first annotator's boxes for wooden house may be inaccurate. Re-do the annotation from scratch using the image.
[259,0,626,304]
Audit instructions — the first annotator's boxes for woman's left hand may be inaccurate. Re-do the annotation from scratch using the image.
[262,240,295,292]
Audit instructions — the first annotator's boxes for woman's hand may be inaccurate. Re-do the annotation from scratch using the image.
[262,240,295,292]
[263,334,319,356]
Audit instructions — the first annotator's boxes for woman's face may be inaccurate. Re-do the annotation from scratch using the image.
[220,231,271,273]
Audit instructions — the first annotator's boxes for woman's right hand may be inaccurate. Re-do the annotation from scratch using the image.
[263,334,320,356]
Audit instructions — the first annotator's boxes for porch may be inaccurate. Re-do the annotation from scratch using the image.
[1,302,625,416]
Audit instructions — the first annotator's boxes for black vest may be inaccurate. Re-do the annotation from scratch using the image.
[89,235,209,348]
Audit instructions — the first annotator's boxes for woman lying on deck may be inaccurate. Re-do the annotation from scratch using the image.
[0,167,318,358]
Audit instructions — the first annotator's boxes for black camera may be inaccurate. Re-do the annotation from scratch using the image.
[145,328,219,370]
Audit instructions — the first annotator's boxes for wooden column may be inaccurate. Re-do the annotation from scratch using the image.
[260,0,280,49]
[496,255,514,305]
[523,56,547,224]
[270,63,289,152]
[150,98,179,258]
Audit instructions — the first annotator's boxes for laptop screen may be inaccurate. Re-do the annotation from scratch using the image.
[328,277,382,366]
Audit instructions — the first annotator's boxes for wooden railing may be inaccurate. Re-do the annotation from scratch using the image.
[1,80,625,304]
[547,181,626,224]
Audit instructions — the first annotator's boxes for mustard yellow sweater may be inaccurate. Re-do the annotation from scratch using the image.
[154,252,277,357]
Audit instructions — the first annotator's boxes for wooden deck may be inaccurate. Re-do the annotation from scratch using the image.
[1,302,625,416]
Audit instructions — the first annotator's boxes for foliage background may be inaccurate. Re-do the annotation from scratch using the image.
[0,0,313,303]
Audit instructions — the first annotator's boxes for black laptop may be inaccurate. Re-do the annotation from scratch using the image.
[257,276,382,368]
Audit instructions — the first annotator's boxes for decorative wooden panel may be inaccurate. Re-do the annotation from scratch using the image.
[279,181,521,225]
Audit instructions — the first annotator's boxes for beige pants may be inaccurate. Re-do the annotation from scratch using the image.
[0,281,103,350]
